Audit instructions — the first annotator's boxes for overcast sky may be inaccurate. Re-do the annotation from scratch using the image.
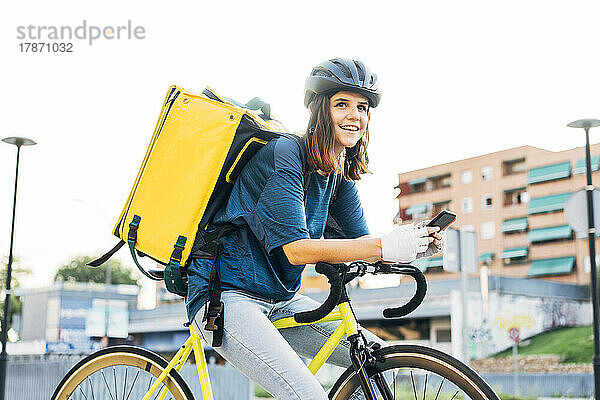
[2,0,600,289]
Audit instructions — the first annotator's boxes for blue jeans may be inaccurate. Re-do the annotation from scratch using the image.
[192,290,385,400]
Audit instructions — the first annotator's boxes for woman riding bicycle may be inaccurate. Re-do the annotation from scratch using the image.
[186,57,443,400]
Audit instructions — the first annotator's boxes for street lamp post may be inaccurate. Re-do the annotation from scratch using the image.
[0,136,36,400]
[567,119,600,400]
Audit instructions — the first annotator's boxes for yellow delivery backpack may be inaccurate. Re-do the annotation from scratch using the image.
[89,85,302,299]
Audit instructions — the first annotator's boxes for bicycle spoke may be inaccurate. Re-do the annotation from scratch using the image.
[101,370,116,400]
[449,390,459,400]
[113,367,118,399]
[78,385,89,400]
[122,367,128,400]
[125,369,140,400]
[53,348,192,400]
[410,371,418,400]
[151,383,164,400]
[87,376,96,400]
[372,372,394,400]
[423,373,428,400]
[393,370,397,400]
[434,377,446,400]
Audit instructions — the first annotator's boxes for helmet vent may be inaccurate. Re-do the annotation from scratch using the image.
[314,69,331,78]
[354,62,365,82]
[333,60,352,80]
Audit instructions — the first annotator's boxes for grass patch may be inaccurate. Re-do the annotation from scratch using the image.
[498,394,536,400]
[493,325,593,363]
[254,384,274,398]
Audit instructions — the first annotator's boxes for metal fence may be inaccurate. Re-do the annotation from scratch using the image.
[7,354,594,399]
[482,372,594,398]
[6,354,252,400]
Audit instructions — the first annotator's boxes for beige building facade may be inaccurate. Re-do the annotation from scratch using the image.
[396,143,600,285]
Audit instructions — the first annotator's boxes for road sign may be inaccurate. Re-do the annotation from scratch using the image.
[508,326,520,342]
[565,189,600,234]
[443,228,477,272]
[443,228,460,272]
[460,230,478,273]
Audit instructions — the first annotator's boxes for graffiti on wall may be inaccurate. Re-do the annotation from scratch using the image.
[466,292,585,359]
[538,298,578,329]
[470,326,492,343]
[494,313,536,331]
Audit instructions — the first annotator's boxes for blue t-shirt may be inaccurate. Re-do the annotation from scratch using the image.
[186,136,369,321]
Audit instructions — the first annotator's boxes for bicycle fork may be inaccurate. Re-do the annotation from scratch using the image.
[348,334,394,400]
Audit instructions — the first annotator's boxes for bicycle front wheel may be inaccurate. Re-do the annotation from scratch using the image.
[52,345,195,400]
[329,344,499,400]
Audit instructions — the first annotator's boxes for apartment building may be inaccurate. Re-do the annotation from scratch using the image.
[396,143,600,285]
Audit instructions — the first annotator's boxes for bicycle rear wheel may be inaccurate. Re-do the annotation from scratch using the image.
[51,345,195,400]
[329,344,499,400]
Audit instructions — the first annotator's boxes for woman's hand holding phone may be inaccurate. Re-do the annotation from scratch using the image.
[416,220,445,258]
[380,224,440,263]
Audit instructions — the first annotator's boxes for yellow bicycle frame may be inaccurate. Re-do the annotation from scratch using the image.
[141,301,357,400]
[272,301,357,374]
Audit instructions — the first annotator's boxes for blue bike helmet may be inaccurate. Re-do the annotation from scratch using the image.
[304,57,381,108]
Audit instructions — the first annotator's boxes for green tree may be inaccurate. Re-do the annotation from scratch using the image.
[54,256,139,286]
[0,256,31,327]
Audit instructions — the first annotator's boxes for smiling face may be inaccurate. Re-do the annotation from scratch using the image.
[329,91,369,155]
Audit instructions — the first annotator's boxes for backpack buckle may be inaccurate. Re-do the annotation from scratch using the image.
[204,301,225,347]
[204,301,224,331]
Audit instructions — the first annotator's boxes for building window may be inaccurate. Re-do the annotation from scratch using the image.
[528,256,574,277]
[500,247,529,266]
[405,203,431,221]
[462,224,475,232]
[461,170,473,184]
[528,192,572,215]
[481,166,493,180]
[527,161,571,185]
[409,181,426,193]
[481,194,493,210]
[574,156,600,175]
[436,328,452,343]
[461,197,473,213]
[503,158,526,176]
[504,254,529,266]
[432,200,451,216]
[427,174,452,191]
[527,225,573,244]
[481,222,495,240]
[503,187,529,207]
[501,217,528,234]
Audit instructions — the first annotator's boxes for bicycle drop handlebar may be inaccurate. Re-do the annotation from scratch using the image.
[294,262,343,324]
[293,261,427,324]
[378,263,427,318]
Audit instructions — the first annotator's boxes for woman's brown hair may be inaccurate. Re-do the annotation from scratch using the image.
[302,93,370,181]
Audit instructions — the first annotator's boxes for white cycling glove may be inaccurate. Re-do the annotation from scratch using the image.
[380,223,431,263]
[415,220,445,259]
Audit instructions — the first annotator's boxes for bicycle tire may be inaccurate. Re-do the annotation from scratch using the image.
[329,344,499,400]
[51,345,195,400]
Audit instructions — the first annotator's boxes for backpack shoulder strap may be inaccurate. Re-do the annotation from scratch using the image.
[329,173,343,205]
[281,133,311,193]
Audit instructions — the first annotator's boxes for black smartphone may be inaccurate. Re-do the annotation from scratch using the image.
[426,210,457,232]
